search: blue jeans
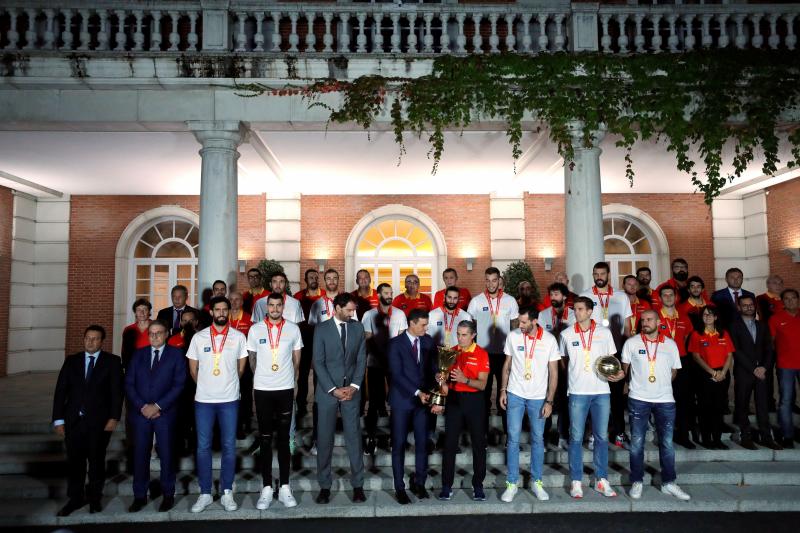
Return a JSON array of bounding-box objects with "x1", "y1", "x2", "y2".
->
[
  {"x1": 629, "y1": 398, "x2": 676, "y2": 484},
  {"x1": 506, "y1": 393, "x2": 546, "y2": 483},
  {"x1": 568, "y1": 394, "x2": 610, "y2": 482},
  {"x1": 195, "y1": 400, "x2": 238, "y2": 494},
  {"x1": 778, "y1": 369, "x2": 800, "y2": 439}
]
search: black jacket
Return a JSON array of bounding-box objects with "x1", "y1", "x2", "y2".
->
[
  {"x1": 52, "y1": 351, "x2": 124, "y2": 430},
  {"x1": 729, "y1": 316, "x2": 774, "y2": 377}
]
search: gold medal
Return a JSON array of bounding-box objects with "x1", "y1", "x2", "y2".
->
[
  {"x1": 213, "y1": 368, "x2": 220, "y2": 376},
  {"x1": 210, "y1": 326, "x2": 229, "y2": 378},
  {"x1": 648, "y1": 375, "x2": 656, "y2": 383},
  {"x1": 272, "y1": 363, "x2": 279, "y2": 371},
  {"x1": 524, "y1": 372, "x2": 532, "y2": 381},
  {"x1": 266, "y1": 320, "x2": 285, "y2": 376}
]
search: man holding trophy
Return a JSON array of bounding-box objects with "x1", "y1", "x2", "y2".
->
[{"x1": 386, "y1": 309, "x2": 438, "y2": 504}]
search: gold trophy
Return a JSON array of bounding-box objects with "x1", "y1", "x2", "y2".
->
[{"x1": 430, "y1": 345, "x2": 459, "y2": 406}]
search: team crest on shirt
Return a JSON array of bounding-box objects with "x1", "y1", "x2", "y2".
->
[
  {"x1": 639, "y1": 349, "x2": 646, "y2": 354},
  {"x1": 321, "y1": 310, "x2": 327, "y2": 315},
  {"x1": 203, "y1": 346, "x2": 211, "y2": 352},
  {"x1": 702, "y1": 341, "x2": 710, "y2": 347},
  {"x1": 259, "y1": 339, "x2": 267, "y2": 344},
  {"x1": 545, "y1": 324, "x2": 552, "y2": 330},
  {"x1": 437, "y1": 321, "x2": 443, "y2": 326},
  {"x1": 517, "y1": 346, "x2": 524, "y2": 351},
  {"x1": 483, "y1": 306, "x2": 489, "y2": 311},
  {"x1": 572, "y1": 341, "x2": 580, "y2": 346}
]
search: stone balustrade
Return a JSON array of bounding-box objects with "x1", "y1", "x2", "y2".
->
[{"x1": 0, "y1": 1, "x2": 797, "y2": 55}]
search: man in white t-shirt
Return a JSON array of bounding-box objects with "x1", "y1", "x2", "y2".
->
[
  {"x1": 559, "y1": 296, "x2": 625, "y2": 500},
  {"x1": 621, "y1": 309, "x2": 690, "y2": 501},
  {"x1": 468, "y1": 266, "x2": 519, "y2": 436},
  {"x1": 361, "y1": 282, "x2": 408, "y2": 453},
  {"x1": 580, "y1": 261, "x2": 633, "y2": 449},
  {"x1": 499, "y1": 306, "x2": 561, "y2": 503},
  {"x1": 186, "y1": 296, "x2": 249, "y2": 513},
  {"x1": 428, "y1": 286, "x2": 472, "y2": 348},
  {"x1": 253, "y1": 272, "x2": 305, "y2": 324},
  {"x1": 247, "y1": 293, "x2": 303, "y2": 510}
]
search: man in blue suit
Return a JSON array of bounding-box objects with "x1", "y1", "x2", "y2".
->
[
  {"x1": 125, "y1": 320, "x2": 186, "y2": 513},
  {"x1": 711, "y1": 267, "x2": 755, "y2": 328},
  {"x1": 387, "y1": 308, "x2": 438, "y2": 504}
]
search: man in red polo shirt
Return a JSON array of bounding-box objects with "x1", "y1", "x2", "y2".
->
[
  {"x1": 243, "y1": 268, "x2": 269, "y2": 315},
  {"x1": 678, "y1": 276, "x2": 711, "y2": 331},
  {"x1": 624, "y1": 275, "x2": 652, "y2": 335},
  {"x1": 352, "y1": 269, "x2": 379, "y2": 320},
  {"x1": 432, "y1": 268, "x2": 471, "y2": 311},
  {"x1": 770, "y1": 288, "x2": 800, "y2": 448},
  {"x1": 393, "y1": 274, "x2": 433, "y2": 317}
]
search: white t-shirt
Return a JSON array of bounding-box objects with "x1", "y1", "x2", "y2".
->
[
  {"x1": 247, "y1": 319, "x2": 303, "y2": 391},
  {"x1": 307, "y1": 295, "x2": 336, "y2": 326},
  {"x1": 622, "y1": 334, "x2": 682, "y2": 403},
  {"x1": 252, "y1": 294, "x2": 305, "y2": 324},
  {"x1": 186, "y1": 326, "x2": 249, "y2": 403},
  {"x1": 537, "y1": 305, "x2": 576, "y2": 336},
  {"x1": 428, "y1": 307, "x2": 473, "y2": 348},
  {"x1": 362, "y1": 307, "x2": 407, "y2": 339},
  {"x1": 504, "y1": 327, "x2": 561, "y2": 400},
  {"x1": 559, "y1": 321, "x2": 616, "y2": 395},
  {"x1": 580, "y1": 287, "x2": 632, "y2": 336},
  {"x1": 467, "y1": 291, "x2": 520, "y2": 354}
]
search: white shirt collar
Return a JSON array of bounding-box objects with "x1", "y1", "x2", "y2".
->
[{"x1": 406, "y1": 331, "x2": 418, "y2": 344}]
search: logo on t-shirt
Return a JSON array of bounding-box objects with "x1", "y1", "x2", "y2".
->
[
  {"x1": 545, "y1": 324, "x2": 552, "y2": 330},
  {"x1": 572, "y1": 341, "x2": 580, "y2": 347},
  {"x1": 702, "y1": 341, "x2": 710, "y2": 347},
  {"x1": 437, "y1": 321, "x2": 443, "y2": 326},
  {"x1": 639, "y1": 349, "x2": 646, "y2": 354},
  {"x1": 517, "y1": 345, "x2": 524, "y2": 351},
  {"x1": 321, "y1": 309, "x2": 327, "y2": 315},
  {"x1": 203, "y1": 346, "x2": 211, "y2": 352},
  {"x1": 259, "y1": 338, "x2": 266, "y2": 344},
  {"x1": 482, "y1": 306, "x2": 489, "y2": 311}
]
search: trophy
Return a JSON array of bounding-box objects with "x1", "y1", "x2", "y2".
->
[
  {"x1": 595, "y1": 355, "x2": 622, "y2": 379},
  {"x1": 430, "y1": 345, "x2": 459, "y2": 406}
]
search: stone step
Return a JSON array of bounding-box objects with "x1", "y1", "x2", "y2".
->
[
  {"x1": 3, "y1": 461, "x2": 799, "y2": 500},
  {"x1": 3, "y1": 484, "x2": 800, "y2": 527}
]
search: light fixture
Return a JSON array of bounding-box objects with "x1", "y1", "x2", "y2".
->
[
  {"x1": 465, "y1": 257, "x2": 475, "y2": 272},
  {"x1": 315, "y1": 258, "x2": 327, "y2": 271},
  {"x1": 544, "y1": 257, "x2": 554, "y2": 272},
  {"x1": 783, "y1": 248, "x2": 800, "y2": 263},
  {"x1": 238, "y1": 259, "x2": 247, "y2": 273}
]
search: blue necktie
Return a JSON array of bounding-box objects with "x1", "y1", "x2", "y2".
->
[
  {"x1": 151, "y1": 349, "x2": 160, "y2": 371},
  {"x1": 85, "y1": 355, "x2": 95, "y2": 381}
]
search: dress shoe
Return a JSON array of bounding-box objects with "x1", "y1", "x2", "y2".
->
[
  {"x1": 673, "y1": 437, "x2": 696, "y2": 450},
  {"x1": 57, "y1": 500, "x2": 84, "y2": 517},
  {"x1": 353, "y1": 487, "x2": 367, "y2": 502},
  {"x1": 159, "y1": 495, "x2": 175, "y2": 512},
  {"x1": 316, "y1": 489, "x2": 331, "y2": 504},
  {"x1": 761, "y1": 439, "x2": 783, "y2": 451},
  {"x1": 740, "y1": 438, "x2": 758, "y2": 450},
  {"x1": 89, "y1": 500, "x2": 102, "y2": 513},
  {"x1": 782, "y1": 438, "x2": 795, "y2": 449},
  {"x1": 715, "y1": 441, "x2": 729, "y2": 450},
  {"x1": 128, "y1": 498, "x2": 147, "y2": 513},
  {"x1": 395, "y1": 490, "x2": 411, "y2": 505},
  {"x1": 413, "y1": 485, "x2": 430, "y2": 499}
]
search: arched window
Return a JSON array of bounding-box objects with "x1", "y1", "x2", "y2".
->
[
  {"x1": 603, "y1": 215, "x2": 656, "y2": 289},
  {"x1": 131, "y1": 218, "x2": 199, "y2": 319},
  {"x1": 355, "y1": 217, "x2": 437, "y2": 297}
]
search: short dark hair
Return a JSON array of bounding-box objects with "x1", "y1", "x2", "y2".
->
[
  {"x1": 671, "y1": 258, "x2": 688, "y2": 268},
  {"x1": 457, "y1": 319, "x2": 477, "y2": 335},
  {"x1": 182, "y1": 308, "x2": 197, "y2": 320},
  {"x1": 573, "y1": 295, "x2": 595, "y2": 310},
  {"x1": 442, "y1": 268, "x2": 458, "y2": 277},
  {"x1": 485, "y1": 267, "x2": 501, "y2": 277},
  {"x1": 131, "y1": 298, "x2": 152, "y2": 313},
  {"x1": 271, "y1": 271, "x2": 288, "y2": 283},
  {"x1": 323, "y1": 268, "x2": 339, "y2": 277},
  {"x1": 267, "y1": 292, "x2": 284, "y2": 303},
  {"x1": 84, "y1": 324, "x2": 106, "y2": 340},
  {"x1": 212, "y1": 279, "x2": 227, "y2": 289},
  {"x1": 304, "y1": 268, "x2": 318, "y2": 281},
  {"x1": 623, "y1": 275, "x2": 638, "y2": 285},
  {"x1": 658, "y1": 285, "x2": 676, "y2": 298},
  {"x1": 376, "y1": 282, "x2": 391, "y2": 293},
  {"x1": 148, "y1": 320, "x2": 169, "y2": 333},
  {"x1": 781, "y1": 288, "x2": 799, "y2": 300},
  {"x1": 593, "y1": 262, "x2": 610, "y2": 273},
  {"x1": 445, "y1": 286, "x2": 461, "y2": 296},
  {"x1": 548, "y1": 282, "x2": 570, "y2": 298},
  {"x1": 738, "y1": 294, "x2": 756, "y2": 306},
  {"x1": 356, "y1": 269, "x2": 370, "y2": 279},
  {"x1": 209, "y1": 296, "x2": 231, "y2": 310},
  {"x1": 636, "y1": 266, "x2": 652, "y2": 276},
  {"x1": 518, "y1": 305, "x2": 539, "y2": 321},
  {"x1": 725, "y1": 267, "x2": 744, "y2": 277},
  {"x1": 171, "y1": 284, "x2": 188, "y2": 296},
  {"x1": 247, "y1": 268, "x2": 261, "y2": 276},
  {"x1": 333, "y1": 292, "x2": 354, "y2": 309},
  {"x1": 687, "y1": 275, "x2": 705, "y2": 289},
  {"x1": 408, "y1": 308, "x2": 429, "y2": 324}
]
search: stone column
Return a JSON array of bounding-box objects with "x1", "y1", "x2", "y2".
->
[
  {"x1": 189, "y1": 121, "x2": 247, "y2": 298},
  {"x1": 565, "y1": 121, "x2": 606, "y2": 293}
]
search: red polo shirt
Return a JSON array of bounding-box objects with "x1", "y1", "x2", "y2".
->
[
  {"x1": 449, "y1": 343, "x2": 490, "y2": 393},
  {"x1": 168, "y1": 331, "x2": 186, "y2": 349},
  {"x1": 657, "y1": 309, "x2": 692, "y2": 356},
  {"x1": 757, "y1": 293, "x2": 784, "y2": 322},
  {"x1": 123, "y1": 323, "x2": 151, "y2": 350},
  {"x1": 432, "y1": 287, "x2": 472, "y2": 312},
  {"x1": 393, "y1": 292, "x2": 433, "y2": 317},
  {"x1": 688, "y1": 330, "x2": 733, "y2": 369},
  {"x1": 628, "y1": 298, "x2": 652, "y2": 333},
  {"x1": 769, "y1": 310, "x2": 800, "y2": 370},
  {"x1": 229, "y1": 310, "x2": 253, "y2": 336}
]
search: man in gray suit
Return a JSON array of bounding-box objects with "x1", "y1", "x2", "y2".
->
[{"x1": 313, "y1": 292, "x2": 367, "y2": 504}]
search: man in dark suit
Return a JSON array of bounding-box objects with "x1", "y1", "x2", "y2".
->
[
  {"x1": 387, "y1": 309, "x2": 437, "y2": 504},
  {"x1": 125, "y1": 320, "x2": 187, "y2": 513},
  {"x1": 711, "y1": 267, "x2": 755, "y2": 328},
  {"x1": 156, "y1": 284, "x2": 202, "y2": 335},
  {"x1": 729, "y1": 294, "x2": 781, "y2": 450},
  {"x1": 312, "y1": 292, "x2": 367, "y2": 504},
  {"x1": 52, "y1": 325, "x2": 123, "y2": 516}
]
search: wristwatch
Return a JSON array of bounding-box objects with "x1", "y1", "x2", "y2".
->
[{"x1": 544, "y1": 400, "x2": 553, "y2": 405}]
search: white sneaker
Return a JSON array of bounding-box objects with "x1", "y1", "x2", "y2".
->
[
  {"x1": 256, "y1": 486, "x2": 273, "y2": 510},
  {"x1": 220, "y1": 489, "x2": 237, "y2": 511},
  {"x1": 630, "y1": 481, "x2": 643, "y2": 500},
  {"x1": 570, "y1": 480, "x2": 583, "y2": 499},
  {"x1": 662, "y1": 483, "x2": 691, "y2": 501},
  {"x1": 594, "y1": 478, "x2": 617, "y2": 497},
  {"x1": 558, "y1": 438, "x2": 569, "y2": 450},
  {"x1": 278, "y1": 484, "x2": 298, "y2": 507},
  {"x1": 588, "y1": 434, "x2": 595, "y2": 451},
  {"x1": 191, "y1": 493, "x2": 213, "y2": 513},
  {"x1": 531, "y1": 480, "x2": 549, "y2": 501},
  {"x1": 500, "y1": 482, "x2": 518, "y2": 503}
]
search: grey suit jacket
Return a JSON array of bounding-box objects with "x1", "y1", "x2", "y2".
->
[{"x1": 312, "y1": 318, "x2": 367, "y2": 402}]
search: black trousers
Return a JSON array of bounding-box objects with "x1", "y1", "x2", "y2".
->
[
  {"x1": 238, "y1": 364, "x2": 254, "y2": 433},
  {"x1": 734, "y1": 369, "x2": 772, "y2": 439},
  {"x1": 365, "y1": 366, "x2": 388, "y2": 438},
  {"x1": 609, "y1": 359, "x2": 627, "y2": 438},
  {"x1": 64, "y1": 418, "x2": 112, "y2": 503},
  {"x1": 485, "y1": 352, "x2": 507, "y2": 434},
  {"x1": 297, "y1": 337, "x2": 314, "y2": 415},
  {"x1": 673, "y1": 358, "x2": 697, "y2": 440},
  {"x1": 442, "y1": 390, "x2": 486, "y2": 489},
  {"x1": 254, "y1": 388, "x2": 294, "y2": 486},
  {"x1": 697, "y1": 367, "x2": 730, "y2": 443}
]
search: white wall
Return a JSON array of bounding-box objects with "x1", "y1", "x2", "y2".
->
[
  {"x1": 265, "y1": 193, "x2": 301, "y2": 291},
  {"x1": 490, "y1": 193, "x2": 526, "y2": 273},
  {"x1": 8, "y1": 193, "x2": 70, "y2": 373}
]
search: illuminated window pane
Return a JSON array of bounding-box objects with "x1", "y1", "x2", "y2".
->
[
  {"x1": 396, "y1": 219, "x2": 413, "y2": 239},
  {"x1": 416, "y1": 240, "x2": 435, "y2": 256},
  {"x1": 357, "y1": 239, "x2": 376, "y2": 256},
  {"x1": 378, "y1": 220, "x2": 395, "y2": 239},
  {"x1": 603, "y1": 219, "x2": 613, "y2": 237},
  {"x1": 633, "y1": 239, "x2": 651, "y2": 254},
  {"x1": 135, "y1": 279, "x2": 150, "y2": 294},
  {"x1": 175, "y1": 221, "x2": 192, "y2": 240},
  {"x1": 407, "y1": 227, "x2": 428, "y2": 246},
  {"x1": 604, "y1": 238, "x2": 630, "y2": 254},
  {"x1": 378, "y1": 239, "x2": 414, "y2": 257},
  {"x1": 362, "y1": 226, "x2": 382, "y2": 245},
  {"x1": 136, "y1": 265, "x2": 150, "y2": 278},
  {"x1": 177, "y1": 264, "x2": 193, "y2": 279},
  {"x1": 156, "y1": 241, "x2": 192, "y2": 258},
  {"x1": 377, "y1": 265, "x2": 392, "y2": 287},
  {"x1": 140, "y1": 227, "x2": 160, "y2": 247}
]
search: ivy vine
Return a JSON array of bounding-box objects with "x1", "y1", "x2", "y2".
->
[{"x1": 236, "y1": 49, "x2": 800, "y2": 204}]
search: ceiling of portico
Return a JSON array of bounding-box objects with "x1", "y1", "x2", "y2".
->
[{"x1": 0, "y1": 128, "x2": 796, "y2": 197}]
